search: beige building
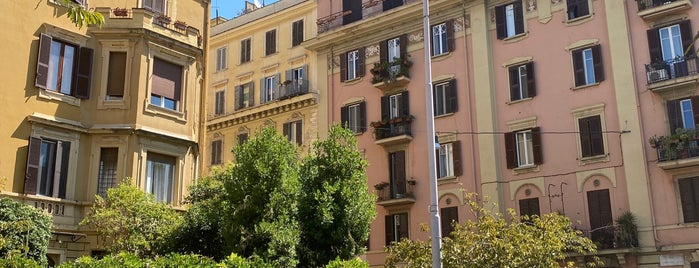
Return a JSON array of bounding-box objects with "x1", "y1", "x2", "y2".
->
[
  {"x1": 205, "y1": 0, "x2": 317, "y2": 172},
  {"x1": 0, "y1": 0, "x2": 208, "y2": 264}
]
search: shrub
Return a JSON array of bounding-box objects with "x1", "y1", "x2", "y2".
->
[{"x1": 0, "y1": 198, "x2": 52, "y2": 265}]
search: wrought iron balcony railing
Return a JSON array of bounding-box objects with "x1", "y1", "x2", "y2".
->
[
  {"x1": 637, "y1": 0, "x2": 686, "y2": 11},
  {"x1": 374, "y1": 180, "x2": 415, "y2": 202},
  {"x1": 372, "y1": 117, "x2": 413, "y2": 140},
  {"x1": 645, "y1": 55, "x2": 699, "y2": 84},
  {"x1": 581, "y1": 225, "x2": 638, "y2": 250}
]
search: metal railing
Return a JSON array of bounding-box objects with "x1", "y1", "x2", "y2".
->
[
  {"x1": 581, "y1": 225, "x2": 638, "y2": 250},
  {"x1": 260, "y1": 79, "x2": 309, "y2": 104},
  {"x1": 637, "y1": 0, "x2": 685, "y2": 11},
  {"x1": 375, "y1": 180, "x2": 415, "y2": 201},
  {"x1": 645, "y1": 55, "x2": 699, "y2": 84},
  {"x1": 656, "y1": 139, "x2": 699, "y2": 162},
  {"x1": 373, "y1": 119, "x2": 413, "y2": 140}
]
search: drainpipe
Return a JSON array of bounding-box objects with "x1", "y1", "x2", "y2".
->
[{"x1": 461, "y1": 0, "x2": 480, "y2": 199}]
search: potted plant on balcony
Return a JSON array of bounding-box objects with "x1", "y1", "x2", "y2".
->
[
  {"x1": 374, "y1": 182, "x2": 389, "y2": 190},
  {"x1": 370, "y1": 62, "x2": 391, "y2": 84},
  {"x1": 113, "y1": 7, "x2": 128, "y2": 17},
  {"x1": 174, "y1": 20, "x2": 187, "y2": 30},
  {"x1": 388, "y1": 115, "x2": 415, "y2": 124},
  {"x1": 615, "y1": 211, "x2": 638, "y2": 248},
  {"x1": 156, "y1": 14, "x2": 171, "y2": 25}
]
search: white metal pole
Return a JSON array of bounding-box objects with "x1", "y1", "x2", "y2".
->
[{"x1": 421, "y1": 0, "x2": 442, "y2": 267}]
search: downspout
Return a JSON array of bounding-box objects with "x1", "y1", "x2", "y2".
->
[{"x1": 462, "y1": 0, "x2": 480, "y2": 199}]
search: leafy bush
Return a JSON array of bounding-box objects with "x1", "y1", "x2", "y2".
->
[
  {"x1": 0, "y1": 253, "x2": 43, "y2": 268},
  {"x1": 325, "y1": 257, "x2": 369, "y2": 268},
  {"x1": 0, "y1": 198, "x2": 52, "y2": 265},
  {"x1": 57, "y1": 252, "x2": 270, "y2": 268}
]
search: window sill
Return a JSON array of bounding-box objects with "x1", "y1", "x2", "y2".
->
[
  {"x1": 431, "y1": 52, "x2": 452, "y2": 62},
  {"x1": 437, "y1": 176, "x2": 458, "y2": 185},
  {"x1": 513, "y1": 164, "x2": 539, "y2": 175},
  {"x1": 579, "y1": 154, "x2": 609, "y2": 166},
  {"x1": 571, "y1": 82, "x2": 600, "y2": 91},
  {"x1": 215, "y1": 68, "x2": 228, "y2": 73},
  {"x1": 145, "y1": 103, "x2": 186, "y2": 123},
  {"x1": 343, "y1": 77, "x2": 363, "y2": 85},
  {"x1": 352, "y1": 130, "x2": 365, "y2": 136},
  {"x1": 501, "y1": 32, "x2": 529, "y2": 44},
  {"x1": 435, "y1": 112, "x2": 455, "y2": 119},
  {"x1": 564, "y1": 14, "x2": 593, "y2": 26},
  {"x1": 38, "y1": 89, "x2": 80, "y2": 107},
  {"x1": 507, "y1": 97, "x2": 533, "y2": 105}
]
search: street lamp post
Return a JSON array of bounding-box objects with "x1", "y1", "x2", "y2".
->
[{"x1": 421, "y1": 0, "x2": 442, "y2": 267}]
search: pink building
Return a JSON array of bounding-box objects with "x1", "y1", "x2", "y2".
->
[{"x1": 306, "y1": 0, "x2": 698, "y2": 267}]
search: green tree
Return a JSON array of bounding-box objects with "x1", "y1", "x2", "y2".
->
[
  {"x1": 80, "y1": 180, "x2": 182, "y2": 257},
  {"x1": 298, "y1": 125, "x2": 376, "y2": 267},
  {"x1": 57, "y1": 0, "x2": 104, "y2": 28},
  {"x1": 385, "y1": 194, "x2": 601, "y2": 268},
  {"x1": 222, "y1": 127, "x2": 301, "y2": 267},
  {"x1": 0, "y1": 198, "x2": 52, "y2": 265}
]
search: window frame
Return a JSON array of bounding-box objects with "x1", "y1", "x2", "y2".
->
[
  {"x1": 235, "y1": 82, "x2": 255, "y2": 110},
  {"x1": 433, "y1": 79, "x2": 457, "y2": 116},
  {"x1": 35, "y1": 33, "x2": 93, "y2": 101},
  {"x1": 340, "y1": 48, "x2": 365, "y2": 82},
  {"x1": 216, "y1": 46, "x2": 227, "y2": 71},
  {"x1": 145, "y1": 152, "x2": 176, "y2": 204},
  {"x1": 566, "y1": 0, "x2": 590, "y2": 21},
  {"x1": 677, "y1": 176, "x2": 699, "y2": 223},
  {"x1": 149, "y1": 57, "x2": 184, "y2": 112},
  {"x1": 291, "y1": 19, "x2": 304, "y2": 47},
  {"x1": 578, "y1": 115, "x2": 605, "y2": 158},
  {"x1": 504, "y1": 127, "x2": 543, "y2": 169},
  {"x1": 385, "y1": 212, "x2": 409, "y2": 245},
  {"x1": 24, "y1": 132, "x2": 78, "y2": 200},
  {"x1": 211, "y1": 140, "x2": 222, "y2": 165},
  {"x1": 666, "y1": 96, "x2": 699, "y2": 134},
  {"x1": 261, "y1": 74, "x2": 279, "y2": 104},
  {"x1": 508, "y1": 62, "x2": 536, "y2": 101},
  {"x1": 214, "y1": 90, "x2": 225, "y2": 115},
  {"x1": 572, "y1": 44, "x2": 604, "y2": 88},
  {"x1": 240, "y1": 38, "x2": 251, "y2": 64},
  {"x1": 97, "y1": 147, "x2": 119, "y2": 198},
  {"x1": 265, "y1": 29, "x2": 277, "y2": 56},
  {"x1": 572, "y1": 104, "x2": 608, "y2": 164},
  {"x1": 283, "y1": 120, "x2": 303, "y2": 145},
  {"x1": 495, "y1": 1, "x2": 524, "y2": 40},
  {"x1": 142, "y1": 0, "x2": 167, "y2": 14},
  {"x1": 341, "y1": 101, "x2": 367, "y2": 134}
]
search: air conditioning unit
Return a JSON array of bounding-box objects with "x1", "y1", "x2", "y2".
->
[{"x1": 647, "y1": 69, "x2": 669, "y2": 82}]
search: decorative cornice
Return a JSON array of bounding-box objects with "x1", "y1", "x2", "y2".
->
[{"x1": 206, "y1": 94, "x2": 317, "y2": 131}]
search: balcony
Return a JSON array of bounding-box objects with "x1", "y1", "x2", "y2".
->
[
  {"x1": 645, "y1": 56, "x2": 699, "y2": 93},
  {"x1": 637, "y1": 0, "x2": 692, "y2": 21},
  {"x1": 650, "y1": 129, "x2": 699, "y2": 169},
  {"x1": 316, "y1": 0, "x2": 420, "y2": 34},
  {"x1": 94, "y1": 7, "x2": 201, "y2": 48},
  {"x1": 581, "y1": 225, "x2": 638, "y2": 251},
  {"x1": 260, "y1": 80, "x2": 310, "y2": 105},
  {"x1": 371, "y1": 58, "x2": 412, "y2": 91},
  {"x1": 374, "y1": 180, "x2": 416, "y2": 206},
  {"x1": 0, "y1": 192, "x2": 91, "y2": 228},
  {"x1": 371, "y1": 116, "x2": 414, "y2": 146}
]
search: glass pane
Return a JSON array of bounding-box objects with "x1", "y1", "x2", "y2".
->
[
  {"x1": 151, "y1": 95, "x2": 162, "y2": 106},
  {"x1": 583, "y1": 49, "x2": 595, "y2": 84},
  {"x1": 516, "y1": 131, "x2": 533, "y2": 166},
  {"x1": 505, "y1": 4, "x2": 515, "y2": 37},
  {"x1": 48, "y1": 41, "x2": 61, "y2": 91},
  {"x1": 681, "y1": 99, "x2": 695, "y2": 129},
  {"x1": 38, "y1": 140, "x2": 57, "y2": 196},
  {"x1": 164, "y1": 97, "x2": 176, "y2": 110},
  {"x1": 519, "y1": 65, "x2": 528, "y2": 97},
  {"x1": 388, "y1": 38, "x2": 400, "y2": 61},
  {"x1": 349, "y1": 105, "x2": 359, "y2": 132},
  {"x1": 389, "y1": 95, "x2": 399, "y2": 118},
  {"x1": 60, "y1": 45, "x2": 75, "y2": 95}
]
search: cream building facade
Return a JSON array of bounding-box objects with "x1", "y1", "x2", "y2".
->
[
  {"x1": 205, "y1": 0, "x2": 317, "y2": 172},
  {"x1": 0, "y1": 0, "x2": 208, "y2": 264}
]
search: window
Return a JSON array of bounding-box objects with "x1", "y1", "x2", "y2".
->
[
  {"x1": 431, "y1": 20, "x2": 454, "y2": 56},
  {"x1": 342, "y1": 0, "x2": 362, "y2": 25},
  {"x1": 142, "y1": 0, "x2": 166, "y2": 14},
  {"x1": 508, "y1": 62, "x2": 536, "y2": 101},
  {"x1": 578, "y1": 115, "x2": 604, "y2": 157},
  {"x1": 340, "y1": 48, "x2": 365, "y2": 82},
  {"x1": 24, "y1": 137, "x2": 70, "y2": 198},
  {"x1": 667, "y1": 97, "x2": 699, "y2": 134},
  {"x1": 35, "y1": 34, "x2": 93, "y2": 99},
  {"x1": 587, "y1": 189, "x2": 613, "y2": 247},
  {"x1": 434, "y1": 80, "x2": 457, "y2": 116},
  {"x1": 283, "y1": 120, "x2": 303, "y2": 145},
  {"x1": 383, "y1": 0, "x2": 403, "y2": 11},
  {"x1": 145, "y1": 153, "x2": 175, "y2": 203},
  {"x1": 214, "y1": 90, "x2": 225, "y2": 115},
  {"x1": 284, "y1": 65, "x2": 308, "y2": 96},
  {"x1": 237, "y1": 133, "x2": 248, "y2": 145},
  {"x1": 261, "y1": 74, "x2": 279, "y2": 103},
  {"x1": 341, "y1": 102, "x2": 367, "y2": 133},
  {"x1": 265, "y1": 29, "x2": 277, "y2": 56},
  {"x1": 495, "y1": 1, "x2": 524, "y2": 40},
  {"x1": 106, "y1": 52, "x2": 126, "y2": 100},
  {"x1": 519, "y1": 197, "x2": 540, "y2": 218},
  {"x1": 436, "y1": 142, "x2": 462, "y2": 178},
  {"x1": 240, "y1": 38, "x2": 251, "y2": 64},
  {"x1": 567, "y1": 0, "x2": 590, "y2": 20},
  {"x1": 97, "y1": 148, "x2": 118, "y2": 198},
  {"x1": 572, "y1": 44, "x2": 604, "y2": 87},
  {"x1": 292, "y1": 20, "x2": 304, "y2": 47},
  {"x1": 151, "y1": 58, "x2": 182, "y2": 111},
  {"x1": 234, "y1": 82, "x2": 254, "y2": 110},
  {"x1": 647, "y1": 21, "x2": 694, "y2": 80},
  {"x1": 211, "y1": 140, "x2": 222, "y2": 165},
  {"x1": 389, "y1": 151, "x2": 407, "y2": 199},
  {"x1": 504, "y1": 127, "x2": 542, "y2": 169},
  {"x1": 216, "y1": 46, "x2": 227, "y2": 71},
  {"x1": 385, "y1": 213, "x2": 408, "y2": 245},
  {"x1": 380, "y1": 35, "x2": 407, "y2": 75},
  {"x1": 381, "y1": 91, "x2": 410, "y2": 120},
  {"x1": 679, "y1": 177, "x2": 699, "y2": 223},
  {"x1": 440, "y1": 207, "x2": 458, "y2": 238}
]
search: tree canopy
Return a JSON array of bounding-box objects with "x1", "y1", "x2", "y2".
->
[{"x1": 0, "y1": 198, "x2": 52, "y2": 265}]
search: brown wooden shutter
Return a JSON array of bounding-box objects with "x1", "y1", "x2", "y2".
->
[
  {"x1": 107, "y1": 52, "x2": 127, "y2": 97},
  {"x1": 379, "y1": 40, "x2": 388, "y2": 64},
  {"x1": 572, "y1": 49, "x2": 585, "y2": 87},
  {"x1": 259, "y1": 78, "x2": 265, "y2": 104},
  {"x1": 587, "y1": 189, "x2": 613, "y2": 230},
  {"x1": 446, "y1": 19, "x2": 455, "y2": 52},
  {"x1": 440, "y1": 206, "x2": 458, "y2": 238},
  {"x1": 691, "y1": 97, "x2": 699, "y2": 127},
  {"x1": 592, "y1": 45, "x2": 604, "y2": 82},
  {"x1": 452, "y1": 141, "x2": 462, "y2": 176},
  {"x1": 400, "y1": 91, "x2": 410, "y2": 116},
  {"x1": 504, "y1": 132, "x2": 516, "y2": 169},
  {"x1": 667, "y1": 99, "x2": 683, "y2": 134},
  {"x1": 532, "y1": 127, "x2": 543, "y2": 165},
  {"x1": 283, "y1": 122, "x2": 291, "y2": 141},
  {"x1": 526, "y1": 62, "x2": 536, "y2": 98},
  {"x1": 495, "y1": 5, "x2": 506, "y2": 40},
  {"x1": 295, "y1": 121, "x2": 303, "y2": 145},
  {"x1": 589, "y1": 116, "x2": 604, "y2": 156},
  {"x1": 519, "y1": 198, "x2": 540, "y2": 217},
  {"x1": 513, "y1": 1, "x2": 524, "y2": 35},
  {"x1": 509, "y1": 66, "x2": 520, "y2": 101},
  {"x1": 57, "y1": 141, "x2": 70, "y2": 199},
  {"x1": 292, "y1": 20, "x2": 304, "y2": 47},
  {"x1": 679, "y1": 20, "x2": 694, "y2": 56},
  {"x1": 647, "y1": 27, "x2": 662, "y2": 61},
  {"x1": 399, "y1": 34, "x2": 408, "y2": 60},
  {"x1": 397, "y1": 213, "x2": 409, "y2": 240},
  {"x1": 24, "y1": 137, "x2": 42, "y2": 195},
  {"x1": 385, "y1": 215, "x2": 394, "y2": 245},
  {"x1": 392, "y1": 151, "x2": 406, "y2": 196},
  {"x1": 341, "y1": 106, "x2": 349, "y2": 128},
  {"x1": 340, "y1": 51, "x2": 348, "y2": 82},
  {"x1": 579, "y1": 117, "x2": 592, "y2": 157},
  {"x1": 35, "y1": 34, "x2": 52, "y2": 89},
  {"x1": 152, "y1": 58, "x2": 182, "y2": 100},
  {"x1": 357, "y1": 47, "x2": 366, "y2": 77},
  {"x1": 446, "y1": 79, "x2": 458, "y2": 113},
  {"x1": 234, "y1": 86, "x2": 242, "y2": 110},
  {"x1": 679, "y1": 178, "x2": 698, "y2": 223},
  {"x1": 381, "y1": 95, "x2": 389, "y2": 120},
  {"x1": 74, "y1": 46, "x2": 93, "y2": 99},
  {"x1": 247, "y1": 82, "x2": 255, "y2": 106}
]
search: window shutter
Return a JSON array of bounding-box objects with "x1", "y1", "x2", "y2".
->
[
  {"x1": 578, "y1": 0, "x2": 590, "y2": 18},
  {"x1": 679, "y1": 178, "x2": 698, "y2": 223},
  {"x1": 446, "y1": 19, "x2": 455, "y2": 52},
  {"x1": 154, "y1": 0, "x2": 165, "y2": 13},
  {"x1": 504, "y1": 132, "x2": 517, "y2": 169},
  {"x1": 274, "y1": 73, "x2": 281, "y2": 98},
  {"x1": 566, "y1": 0, "x2": 577, "y2": 19},
  {"x1": 285, "y1": 69, "x2": 292, "y2": 82},
  {"x1": 35, "y1": 34, "x2": 52, "y2": 89},
  {"x1": 592, "y1": 45, "x2": 604, "y2": 82},
  {"x1": 646, "y1": 28, "x2": 662, "y2": 61},
  {"x1": 379, "y1": 40, "x2": 388, "y2": 63},
  {"x1": 519, "y1": 198, "x2": 531, "y2": 217},
  {"x1": 248, "y1": 82, "x2": 255, "y2": 106},
  {"x1": 393, "y1": 151, "x2": 406, "y2": 195},
  {"x1": 283, "y1": 122, "x2": 291, "y2": 141},
  {"x1": 398, "y1": 213, "x2": 409, "y2": 240},
  {"x1": 341, "y1": 106, "x2": 349, "y2": 128},
  {"x1": 589, "y1": 116, "x2": 604, "y2": 156},
  {"x1": 292, "y1": 20, "x2": 304, "y2": 46},
  {"x1": 357, "y1": 47, "x2": 366, "y2": 77},
  {"x1": 234, "y1": 86, "x2": 242, "y2": 110},
  {"x1": 452, "y1": 141, "x2": 462, "y2": 176},
  {"x1": 447, "y1": 79, "x2": 458, "y2": 113},
  {"x1": 399, "y1": 34, "x2": 408, "y2": 60},
  {"x1": 435, "y1": 147, "x2": 441, "y2": 176},
  {"x1": 74, "y1": 46, "x2": 93, "y2": 99},
  {"x1": 340, "y1": 51, "x2": 348, "y2": 82},
  {"x1": 495, "y1": 5, "x2": 506, "y2": 40},
  {"x1": 691, "y1": 97, "x2": 699, "y2": 127},
  {"x1": 526, "y1": 62, "x2": 536, "y2": 98},
  {"x1": 509, "y1": 66, "x2": 520, "y2": 101},
  {"x1": 56, "y1": 141, "x2": 70, "y2": 199},
  {"x1": 143, "y1": 0, "x2": 153, "y2": 10},
  {"x1": 24, "y1": 137, "x2": 41, "y2": 195},
  {"x1": 381, "y1": 95, "x2": 389, "y2": 120},
  {"x1": 532, "y1": 127, "x2": 543, "y2": 165},
  {"x1": 359, "y1": 101, "x2": 367, "y2": 133},
  {"x1": 385, "y1": 215, "x2": 394, "y2": 245},
  {"x1": 513, "y1": 1, "x2": 524, "y2": 35},
  {"x1": 579, "y1": 117, "x2": 592, "y2": 157},
  {"x1": 667, "y1": 99, "x2": 683, "y2": 134},
  {"x1": 400, "y1": 91, "x2": 410, "y2": 116},
  {"x1": 259, "y1": 78, "x2": 265, "y2": 103},
  {"x1": 679, "y1": 20, "x2": 694, "y2": 56},
  {"x1": 296, "y1": 121, "x2": 303, "y2": 145},
  {"x1": 572, "y1": 50, "x2": 585, "y2": 87},
  {"x1": 440, "y1": 207, "x2": 458, "y2": 238},
  {"x1": 107, "y1": 52, "x2": 127, "y2": 97},
  {"x1": 152, "y1": 58, "x2": 182, "y2": 100}
]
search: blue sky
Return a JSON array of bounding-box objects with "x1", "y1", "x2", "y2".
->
[{"x1": 211, "y1": 0, "x2": 281, "y2": 19}]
